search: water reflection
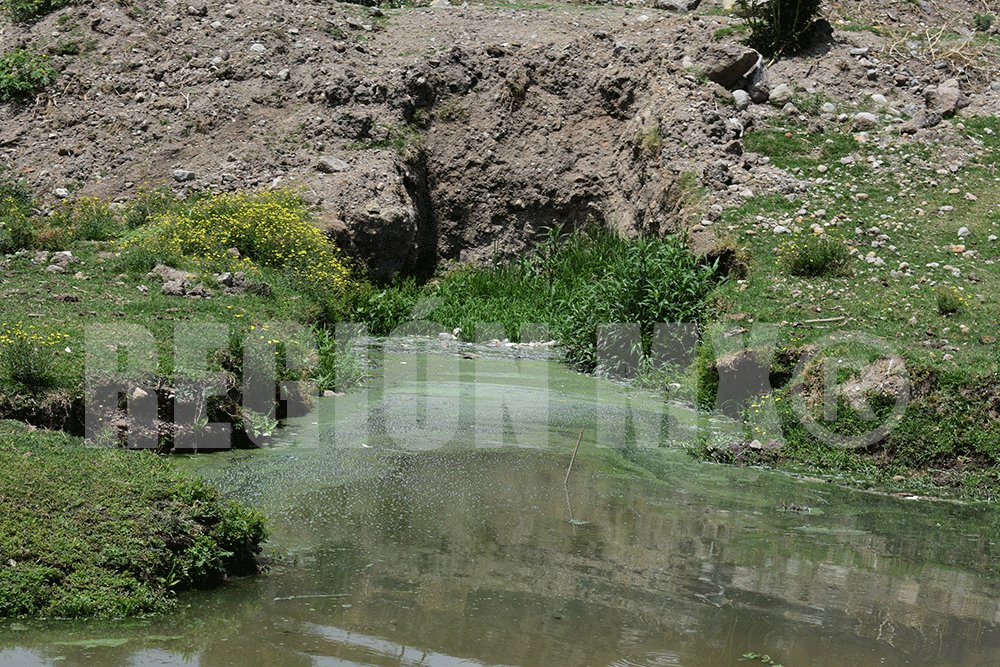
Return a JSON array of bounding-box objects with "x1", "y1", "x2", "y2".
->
[{"x1": 2, "y1": 355, "x2": 999, "y2": 666}]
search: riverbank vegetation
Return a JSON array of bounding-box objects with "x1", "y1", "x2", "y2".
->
[{"x1": 0, "y1": 421, "x2": 266, "y2": 618}]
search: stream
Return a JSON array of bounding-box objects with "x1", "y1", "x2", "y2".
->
[{"x1": 1, "y1": 348, "x2": 999, "y2": 666}]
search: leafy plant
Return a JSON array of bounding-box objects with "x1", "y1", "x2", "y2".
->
[
  {"x1": 737, "y1": 0, "x2": 823, "y2": 58},
  {"x1": 0, "y1": 49, "x2": 57, "y2": 102},
  {"x1": 1, "y1": 0, "x2": 70, "y2": 23}
]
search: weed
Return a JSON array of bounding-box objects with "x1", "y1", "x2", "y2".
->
[
  {"x1": 737, "y1": 0, "x2": 823, "y2": 58},
  {"x1": 635, "y1": 125, "x2": 663, "y2": 157},
  {"x1": 780, "y1": 233, "x2": 852, "y2": 277},
  {"x1": 0, "y1": 49, "x2": 57, "y2": 102},
  {"x1": 935, "y1": 285, "x2": 965, "y2": 316},
  {"x1": 0, "y1": 337, "x2": 58, "y2": 391},
  {"x1": 435, "y1": 97, "x2": 469, "y2": 122},
  {"x1": 0, "y1": 0, "x2": 69, "y2": 22},
  {"x1": 973, "y1": 13, "x2": 994, "y2": 32}
]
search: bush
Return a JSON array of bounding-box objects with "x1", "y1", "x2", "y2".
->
[
  {"x1": 780, "y1": 233, "x2": 851, "y2": 277},
  {"x1": 1, "y1": 0, "x2": 70, "y2": 23},
  {"x1": 974, "y1": 13, "x2": 994, "y2": 32},
  {"x1": 49, "y1": 197, "x2": 124, "y2": 241},
  {"x1": 935, "y1": 285, "x2": 965, "y2": 316},
  {"x1": 738, "y1": 0, "x2": 823, "y2": 58},
  {"x1": 0, "y1": 49, "x2": 57, "y2": 102},
  {"x1": 119, "y1": 190, "x2": 352, "y2": 291}
]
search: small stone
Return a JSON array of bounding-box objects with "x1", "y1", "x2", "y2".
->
[
  {"x1": 817, "y1": 164, "x2": 828, "y2": 173},
  {"x1": 773, "y1": 225, "x2": 791, "y2": 234},
  {"x1": 277, "y1": 69, "x2": 290, "y2": 81},
  {"x1": 732, "y1": 89, "x2": 750, "y2": 111},
  {"x1": 131, "y1": 387, "x2": 149, "y2": 400},
  {"x1": 250, "y1": 43, "x2": 267, "y2": 53},
  {"x1": 317, "y1": 156, "x2": 351, "y2": 173},
  {"x1": 850, "y1": 47, "x2": 870, "y2": 56},
  {"x1": 957, "y1": 226, "x2": 970, "y2": 238},
  {"x1": 172, "y1": 169, "x2": 195, "y2": 182},
  {"x1": 769, "y1": 83, "x2": 793, "y2": 106},
  {"x1": 820, "y1": 102, "x2": 836, "y2": 114},
  {"x1": 988, "y1": 235, "x2": 998, "y2": 242},
  {"x1": 852, "y1": 112, "x2": 879, "y2": 130},
  {"x1": 162, "y1": 280, "x2": 187, "y2": 296},
  {"x1": 53, "y1": 187, "x2": 70, "y2": 199},
  {"x1": 870, "y1": 93, "x2": 888, "y2": 106}
]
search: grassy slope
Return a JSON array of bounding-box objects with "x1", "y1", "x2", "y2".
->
[
  {"x1": 703, "y1": 113, "x2": 999, "y2": 499},
  {"x1": 0, "y1": 421, "x2": 266, "y2": 618}
]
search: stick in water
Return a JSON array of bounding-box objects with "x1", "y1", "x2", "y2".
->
[{"x1": 564, "y1": 429, "x2": 585, "y2": 485}]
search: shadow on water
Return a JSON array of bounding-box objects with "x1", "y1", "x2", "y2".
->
[{"x1": 2, "y1": 353, "x2": 1000, "y2": 666}]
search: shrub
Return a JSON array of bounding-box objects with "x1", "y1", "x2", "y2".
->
[
  {"x1": 935, "y1": 285, "x2": 965, "y2": 316},
  {"x1": 0, "y1": 49, "x2": 57, "y2": 102},
  {"x1": 119, "y1": 190, "x2": 352, "y2": 291},
  {"x1": 974, "y1": 13, "x2": 994, "y2": 32},
  {"x1": 781, "y1": 233, "x2": 851, "y2": 277},
  {"x1": 0, "y1": 177, "x2": 37, "y2": 253},
  {"x1": 738, "y1": 0, "x2": 823, "y2": 58},
  {"x1": 49, "y1": 197, "x2": 124, "y2": 241},
  {"x1": 1, "y1": 0, "x2": 70, "y2": 23}
]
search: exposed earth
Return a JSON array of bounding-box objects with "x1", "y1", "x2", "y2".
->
[{"x1": 3, "y1": 0, "x2": 998, "y2": 278}]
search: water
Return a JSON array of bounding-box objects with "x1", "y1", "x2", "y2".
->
[{"x1": 2, "y1": 352, "x2": 999, "y2": 666}]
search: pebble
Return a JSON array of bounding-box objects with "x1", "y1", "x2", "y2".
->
[
  {"x1": 957, "y1": 226, "x2": 970, "y2": 238},
  {"x1": 250, "y1": 43, "x2": 266, "y2": 53},
  {"x1": 989, "y1": 235, "x2": 998, "y2": 242},
  {"x1": 172, "y1": 169, "x2": 195, "y2": 182},
  {"x1": 53, "y1": 187, "x2": 70, "y2": 199},
  {"x1": 732, "y1": 89, "x2": 750, "y2": 111},
  {"x1": 820, "y1": 102, "x2": 836, "y2": 114},
  {"x1": 852, "y1": 112, "x2": 879, "y2": 130},
  {"x1": 773, "y1": 225, "x2": 791, "y2": 234}
]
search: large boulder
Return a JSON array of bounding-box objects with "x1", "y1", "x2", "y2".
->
[
  {"x1": 924, "y1": 79, "x2": 970, "y2": 118},
  {"x1": 697, "y1": 43, "x2": 761, "y2": 89}
]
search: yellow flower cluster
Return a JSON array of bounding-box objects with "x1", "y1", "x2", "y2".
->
[
  {"x1": 124, "y1": 191, "x2": 351, "y2": 290},
  {"x1": 0, "y1": 322, "x2": 70, "y2": 348}
]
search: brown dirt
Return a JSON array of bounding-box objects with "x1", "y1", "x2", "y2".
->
[{"x1": 1, "y1": 0, "x2": 997, "y2": 278}]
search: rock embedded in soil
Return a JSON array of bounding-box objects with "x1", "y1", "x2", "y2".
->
[{"x1": 698, "y1": 43, "x2": 761, "y2": 89}]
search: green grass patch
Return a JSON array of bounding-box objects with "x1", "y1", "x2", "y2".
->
[
  {"x1": 1, "y1": 0, "x2": 69, "y2": 22},
  {"x1": 0, "y1": 421, "x2": 267, "y2": 618}
]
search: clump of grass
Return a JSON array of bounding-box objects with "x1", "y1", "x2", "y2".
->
[
  {"x1": 352, "y1": 227, "x2": 720, "y2": 372},
  {"x1": 0, "y1": 49, "x2": 57, "y2": 102},
  {"x1": 0, "y1": 173, "x2": 37, "y2": 254},
  {"x1": 635, "y1": 125, "x2": 663, "y2": 157},
  {"x1": 0, "y1": 420, "x2": 267, "y2": 618},
  {"x1": 737, "y1": 0, "x2": 823, "y2": 58},
  {"x1": 974, "y1": 13, "x2": 994, "y2": 33},
  {"x1": 49, "y1": 197, "x2": 124, "y2": 241},
  {"x1": 780, "y1": 233, "x2": 852, "y2": 277},
  {"x1": 935, "y1": 285, "x2": 965, "y2": 316},
  {"x1": 0, "y1": 0, "x2": 69, "y2": 22},
  {"x1": 0, "y1": 322, "x2": 68, "y2": 392}
]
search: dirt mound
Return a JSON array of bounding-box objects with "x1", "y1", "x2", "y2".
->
[{"x1": 1, "y1": 1, "x2": 997, "y2": 278}]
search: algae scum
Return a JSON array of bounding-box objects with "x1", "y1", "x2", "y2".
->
[{"x1": 3, "y1": 353, "x2": 1000, "y2": 666}]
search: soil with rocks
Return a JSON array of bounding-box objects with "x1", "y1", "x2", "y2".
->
[{"x1": 2, "y1": 0, "x2": 998, "y2": 279}]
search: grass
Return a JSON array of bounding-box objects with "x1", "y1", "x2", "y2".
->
[
  {"x1": 0, "y1": 421, "x2": 266, "y2": 618},
  {"x1": 350, "y1": 227, "x2": 720, "y2": 372},
  {"x1": 696, "y1": 114, "x2": 1000, "y2": 499}
]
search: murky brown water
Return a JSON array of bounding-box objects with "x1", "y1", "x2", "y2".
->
[{"x1": 2, "y1": 354, "x2": 998, "y2": 666}]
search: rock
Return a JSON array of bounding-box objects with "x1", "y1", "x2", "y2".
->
[
  {"x1": 45, "y1": 264, "x2": 65, "y2": 274},
  {"x1": 697, "y1": 43, "x2": 761, "y2": 89},
  {"x1": 654, "y1": 0, "x2": 702, "y2": 10},
  {"x1": 773, "y1": 225, "x2": 791, "y2": 234},
  {"x1": 782, "y1": 102, "x2": 797, "y2": 114},
  {"x1": 249, "y1": 43, "x2": 267, "y2": 53},
  {"x1": 957, "y1": 226, "x2": 970, "y2": 238},
  {"x1": 172, "y1": 169, "x2": 195, "y2": 182},
  {"x1": 53, "y1": 187, "x2": 70, "y2": 199},
  {"x1": 131, "y1": 387, "x2": 149, "y2": 400},
  {"x1": 317, "y1": 156, "x2": 352, "y2": 173},
  {"x1": 148, "y1": 264, "x2": 194, "y2": 283},
  {"x1": 988, "y1": 235, "x2": 998, "y2": 242},
  {"x1": 768, "y1": 83, "x2": 793, "y2": 106},
  {"x1": 732, "y1": 89, "x2": 750, "y2": 111},
  {"x1": 870, "y1": 93, "x2": 888, "y2": 106},
  {"x1": 186, "y1": 4, "x2": 207, "y2": 16},
  {"x1": 746, "y1": 63, "x2": 769, "y2": 103},
  {"x1": 924, "y1": 79, "x2": 969, "y2": 118},
  {"x1": 899, "y1": 109, "x2": 942, "y2": 133},
  {"x1": 820, "y1": 102, "x2": 836, "y2": 114},
  {"x1": 162, "y1": 280, "x2": 187, "y2": 296},
  {"x1": 850, "y1": 47, "x2": 869, "y2": 56},
  {"x1": 852, "y1": 112, "x2": 879, "y2": 130},
  {"x1": 52, "y1": 293, "x2": 80, "y2": 302},
  {"x1": 277, "y1": 69, "x2": 290, "y2": 81}
]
